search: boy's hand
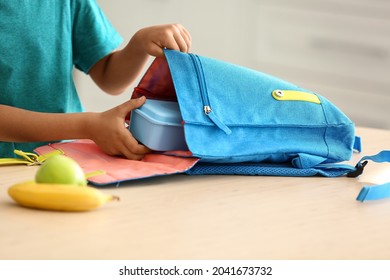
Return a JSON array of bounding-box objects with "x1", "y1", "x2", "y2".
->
[
  {"x1": 131, "y1": 24, "x2": 192, "y2": 57},
  {"x1": 89, "y1": 23, "x2": 192, "y2": 95},
  {"x1": 89, "y1": 97, "x2": 151, "y2": 160}
]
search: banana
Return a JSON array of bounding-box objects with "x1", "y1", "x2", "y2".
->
[{"x1": 8, "y1": 182, "x2": 119, "y2": 212}]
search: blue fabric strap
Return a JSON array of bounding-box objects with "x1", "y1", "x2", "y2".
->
[
  {"x1": 360, "y1": 150, "x2": 390, "y2": 163},
  {"x1": 355, "y1": 150, "x2": 390, "y2": 202},
  {"x1": 354, "y1": 136, "x2": 362, "y2": 152},
  {"x1": 187, "y1": 150, "x2": 390, "y2": 202},
  {"x1": 357, "y1": 182, "x2": 390, "y2": 202}
]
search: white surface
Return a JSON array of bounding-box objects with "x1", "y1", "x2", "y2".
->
[{"x1": 1, "y1": 127, "x2": 390, "y2": 260}]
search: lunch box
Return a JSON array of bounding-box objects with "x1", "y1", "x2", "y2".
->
[{"x1": 129, "y1": 99, "x2": 188, "y2": 151}]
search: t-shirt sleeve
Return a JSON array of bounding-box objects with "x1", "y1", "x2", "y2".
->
[{"x1": 72, "y1": 0, "x2": 123, "y2": 73}]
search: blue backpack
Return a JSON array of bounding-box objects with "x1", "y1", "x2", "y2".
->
[
  {"x1": 131, "y1": 50, "x2": 390, "y2": 202},
  {"x1": 5, "y1": 50, "x2": 388, "y2": 201}
]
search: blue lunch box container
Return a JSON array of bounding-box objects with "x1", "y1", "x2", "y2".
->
[{"x1": 129, "y1": 99, "x2": 188, "y2": 151}]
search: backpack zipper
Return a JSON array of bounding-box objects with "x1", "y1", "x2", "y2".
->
[{"x1": 189, "y1": 54, "x2": 232, "y2": 135}]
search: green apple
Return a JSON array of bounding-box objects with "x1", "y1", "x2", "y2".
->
[{"x1": 35, "y1": 155, "x2": 87, "y2": 186}]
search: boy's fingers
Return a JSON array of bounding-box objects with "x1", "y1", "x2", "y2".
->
[
  {"x1": 177, "y1": 25, "x2": 192, "y2": 52},
  {"x1": 118, "y1": 97, "x2": 146, "y2": 114},
  {"x1": 173, "y1": 32, "x2": 189, "y2": 53},
  {"x1": 171, "y1": 24, "x2": 191, "y2": 53},
  {"x1": 121, "y1": 135, "x2": 151, "y2": 160}
]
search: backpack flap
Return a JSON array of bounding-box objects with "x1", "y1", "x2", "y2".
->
[
  {"x1": 162, "y1": 50, "x2": 355, "y2": 165},
  {"x1": 132, "y1": 55, "x2": 177, "y2": 102}
]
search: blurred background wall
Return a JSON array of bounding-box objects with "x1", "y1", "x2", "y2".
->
[{"x1": 75, "y1": 0, "x2": 390, "y2": 129}]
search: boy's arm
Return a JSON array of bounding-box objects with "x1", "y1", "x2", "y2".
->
[
  {"x1": 0, "y1": 97, "x2": 150, "y2": 160},
  {"x1": 88, "y1": 24, "x2": 192, "y2": 95}
]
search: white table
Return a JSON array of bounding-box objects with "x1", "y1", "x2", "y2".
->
[{"x1": 1, "y1": 127, "x2": 390, "y2": 260}]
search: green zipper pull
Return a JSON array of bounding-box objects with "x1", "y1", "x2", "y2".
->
[{"x1": 13, "y1": 150, "x2": 38, "y2": 164}]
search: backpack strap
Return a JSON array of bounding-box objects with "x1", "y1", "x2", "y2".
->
[
  {"x1": 187, "y1": 150, "x2": 390, "y2": 202},
  {"x1": 353, "y1": 151, "x2": 390, "y2": 202},
  {"x1": 353, "y1": 136, "x2": 362, "y2": 152},
  {"x1": 322, "y1": 150, "x2": 390, "y2": 202}
]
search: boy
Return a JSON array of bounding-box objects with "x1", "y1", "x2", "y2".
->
[{"x1": 0, "y1": 0, "x2": 191, "y2": 160}]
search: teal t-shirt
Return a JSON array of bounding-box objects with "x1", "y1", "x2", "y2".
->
[{"x1": 0, "y1": 0, "x2": 123, "y2": 157}]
